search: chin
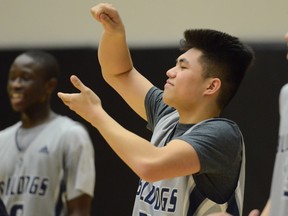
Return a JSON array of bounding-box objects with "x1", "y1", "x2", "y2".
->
[
  {"x1": 163, "y1": 96, "x2": 172, "y2": 107},
  {"x1": 11, "y1": 105, "x2": 25, "y2": 113}
]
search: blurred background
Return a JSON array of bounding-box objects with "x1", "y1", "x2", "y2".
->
[
  {"x1": 0, "y1": 0, "x2": 287, "y2": 48},
  {"x1": 1, "y1": 0, "x2": 288, "y2": 215}
]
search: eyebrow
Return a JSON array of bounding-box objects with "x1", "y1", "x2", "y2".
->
[{"x1": 176, "y1": 58, "x2": 189, "y2": 64}]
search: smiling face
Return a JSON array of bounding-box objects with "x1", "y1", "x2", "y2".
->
[
  {"x1": 163, "y1": 48, "x2": 211, "y2": 111},
  {"x1": 7, "y1": 54, "x2": 50, "y2": 113}
]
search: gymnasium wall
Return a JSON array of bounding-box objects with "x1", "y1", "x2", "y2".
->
[
  {"x1": 0, "y1": 0, "x2": 288, "y2": 48},
  {"x1": 0, "y1": 43, "x2": 287, "y2": 215}
]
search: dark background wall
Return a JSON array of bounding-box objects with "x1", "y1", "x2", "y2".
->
[{"x1": 0, "y1": 43, "x2": 287, "y2": 215}]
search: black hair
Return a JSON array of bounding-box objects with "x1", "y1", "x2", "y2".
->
[
  {"x1": 180, "y1": 29, "x2": 254, "y2": 109},
  {"x1": 23, "y1": 50, "x2": 60, "y2": 81}
]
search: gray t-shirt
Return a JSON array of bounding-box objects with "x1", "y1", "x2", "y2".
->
[{"x1": 132, "y1": 87, "x2": 244, "y2": 216}]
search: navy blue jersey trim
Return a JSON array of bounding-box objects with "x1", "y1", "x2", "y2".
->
[
  {"x1": 226, "y1": 194, "x2": 240, "y2": 216},
  {"x1": 187, "y1": 187, "x2": 206, "y2": 215},
  {"x1": 0, "y1": 199, "x2": 8, "y2": 216},
  {"x1": 55, "y1": 180, "x2": 66, "y2": 216}
]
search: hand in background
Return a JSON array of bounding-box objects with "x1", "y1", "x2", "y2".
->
[{"x1": 207, "y1": 209, "x2": 260, "y2": 216}]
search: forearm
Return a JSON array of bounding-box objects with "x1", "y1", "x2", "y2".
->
[
  {"x1": 88, "y1": 107, "x2": 158, "y2": 180},
  {"x1": 98, "y1": 30, "x2": 133, "y2": 77},
  {"x1": 91, "y1": 3, "x2": 134, "y2": 80}
]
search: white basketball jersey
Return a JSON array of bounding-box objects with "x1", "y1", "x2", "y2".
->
[
  {"x1": 0, "y1": 115, "x2": 95, "y2": 216},
  {"x1": 269, "y1": 84, "x2": 288, "y2": 215}
]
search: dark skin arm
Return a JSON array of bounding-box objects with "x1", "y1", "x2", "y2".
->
[{"x1": 67, "y1": 194, "x2": 93, "y2": 216}]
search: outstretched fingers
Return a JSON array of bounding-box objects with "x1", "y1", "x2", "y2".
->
[
  {"x1": 57, "y1": 75, "x2": 84, "y2": 107},
  {"x1": 70, "y1": 75, "x2": 87, "y2": 92}
]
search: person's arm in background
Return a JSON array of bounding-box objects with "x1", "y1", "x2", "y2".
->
[
  {"x1": 67, "y1": 195, "x2": 92, "y2": 216},
  {"x1": 64, "y1": 122, "x2": 95, "y2": 216},
  {"x1": 259, "y1": 199, "x2": 270, "y2": 216},
  {"x1": 206, "y1": 209, "x2": 260, "y2": 216},
  {"x1": 206, "y1": 200, "x2": 270, "y2": 216}
]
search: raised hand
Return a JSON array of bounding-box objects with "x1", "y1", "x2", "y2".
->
[
  {"x1": 90, "y1": 3, "x2": 124, "y2": 34},
  {"x1": 57, "y1": 75, "x2": 102, "y2": 123}
]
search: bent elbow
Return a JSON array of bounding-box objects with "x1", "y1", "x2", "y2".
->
[{"x1": 135, "y1": 161, "x2": 162, "y2": 183}]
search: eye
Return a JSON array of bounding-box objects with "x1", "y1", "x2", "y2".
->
[
  {"x1": 177, "y1": 61, "x2": 188, "y2": 70},
  {"x1": 8, "y1": 73, "x2": 33, "y2": 83},
  {"x1": 178, "y1": 63, "x2": 188, "y2": 70},
  {"x1": 8, "y1": 74, "x2": 16, "y2": 81},
  {"x1": 21, "y1": 74, "x2": 32, "y2": 81}
]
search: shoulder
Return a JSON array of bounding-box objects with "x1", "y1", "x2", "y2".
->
[
  {"x1": 145, "y1": 86, "x2": 165, "y2": 113},
  {"x1": 145, "y1": 87, "x2": 176, "y2": 129},
  {"x1": 194, "y1": 118, "x2": 241, "y2": 136},
  {"x1": 51, "y1": 115, "x2": 92, "y2": 143},
  {"x1": 181, "y1": 118, "x2": 242, "y2": 156},
  {"x1": 146, "y1": 86, "x2": 162, "y2": 100},
  {"x1": 0, "y1": 122, "x2": 21, "y2": 137},
  {"x1": 0, "y1": 123, "x2": 21, "y2": 148},
  {"x1": 53, "y1": 115, "x2": 88, "y2": 132}
]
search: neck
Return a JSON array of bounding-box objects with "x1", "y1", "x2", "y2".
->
[
  {"x1": 21, "y1": 107, "x2": 53, "y2": 128},
  {"x1": 178, "y1": 106, "x2": 221, "y2": 124}
]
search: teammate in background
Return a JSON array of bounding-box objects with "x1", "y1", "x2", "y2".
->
[
  {"x1": 262, "y1": 31, "x2": 288, "y2": 216},
  {"x1": 58, "y1": 3, "x2": 254, "y2": 216},
  {"x1": 252, "y1": 32, "x2": 288, "y2": 216},
  {"x1": 0, "y1": 50, "x2": 96, "y2": 216}
]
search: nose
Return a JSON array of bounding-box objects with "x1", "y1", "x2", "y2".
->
[{"x1": 166, "y1": 67, "x2": 176, "y2": 78}]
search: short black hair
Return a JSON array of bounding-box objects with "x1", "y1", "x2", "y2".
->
[
  {"x1": 180, "y1": 29, "x2": 254, "y2": 109},
  {"x1": 23, "y1": 50, "x2": 60, "y2": 81}
]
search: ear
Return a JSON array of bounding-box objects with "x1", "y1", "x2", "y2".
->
[
  {"x1": 204, "y1": 78, "x2": 221, "y2": 96},
  {"x1": 45, "y1": 78, "x2": 58, "y2": 94}
]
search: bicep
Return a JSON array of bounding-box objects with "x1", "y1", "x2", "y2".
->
[
  {"x1": 147, "y1": 139, "x2": 200, "y2": 181},
  {"x1": 103, "y1": 68, "x2": 154, "y2": 120}
]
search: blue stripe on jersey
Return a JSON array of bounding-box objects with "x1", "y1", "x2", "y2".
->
[
  {"x1": 187, "y1": 187, "x2": 206, "y2": 215},
  {"x1": 187, "y1": 188, "x2": 240, "y2": 216},
  {"x1": 55, "y1": 180, "x2": 66, "y2": 216},
  {"x1": 226, "y1": 193, "x2": 240, "y2": 216},
  {"x1": 0, "y1": 199, "x2": 8, "y2": 216}
]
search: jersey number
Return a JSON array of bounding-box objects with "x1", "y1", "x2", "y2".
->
[{"x1": 10, "y1": 204, "x2": 23, "y2": 216}]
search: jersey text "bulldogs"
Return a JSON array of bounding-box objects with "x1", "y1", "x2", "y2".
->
[{"x1": 0, "y1": 176, "x2": 49, "y2": 196}]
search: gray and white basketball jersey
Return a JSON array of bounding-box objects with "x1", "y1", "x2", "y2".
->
[
  {"x1": 269, "y1": 84, "x2": 288, "y2": 215},
  {"x1": 132, "y1": 110, "x2": 245, "y2": 216},
  {"x1": 0, "y1": 115, "x2": 95, "y2": 216}
]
